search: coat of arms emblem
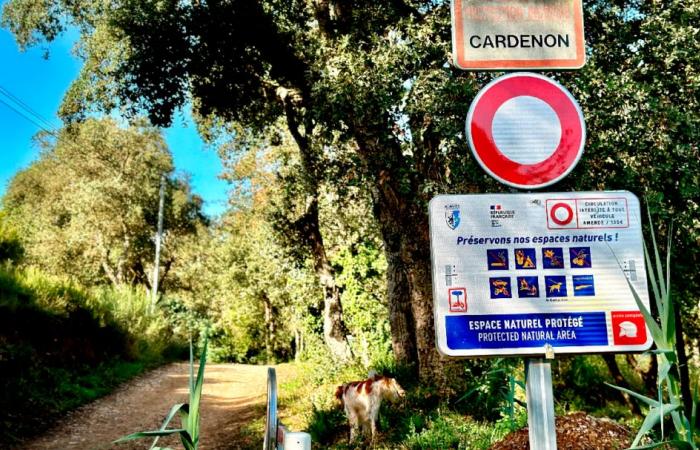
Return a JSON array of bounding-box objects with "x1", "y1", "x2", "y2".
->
[{"x1": 445, "y1": 205, "x2": 461, "y2": 230}]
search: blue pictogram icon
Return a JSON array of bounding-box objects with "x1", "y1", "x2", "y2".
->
[
  {"x1": 572, "y1": 275, "x2": 595, "y2": 296},
  {"x1": 542, "y1": 247, "x2": 564, "y2": 269},
  {"x1": 517, "y1": 276, "x2": 539, "y2": 298},
  {"x1": 489, "y1": 277, "x2": 512, "y2": 299},
  {"x1": 514, "y1": 248, "x2": 537, "y2": 269},
  {"x1": 545, "y1": 276, "x2": 567, "y2": 298},
  {"x1": 487, "y1": 249, "x2": 509, "y2": 270}
]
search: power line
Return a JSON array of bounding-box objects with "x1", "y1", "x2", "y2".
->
[
  {"x1": 0, "y1": 96, "x2": 57, "y2": 136},
  {"x1": 0, "y1": 85, "x2": 59, "y2": 131}
]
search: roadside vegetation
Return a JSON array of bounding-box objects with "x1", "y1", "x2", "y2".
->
[{"x1": 0, "y1": 0, "x2": 699, "y2": 448}]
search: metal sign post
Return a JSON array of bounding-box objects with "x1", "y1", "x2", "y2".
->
[{"x1": 526, "y1": 357, "x2": 557, "y2": 450}]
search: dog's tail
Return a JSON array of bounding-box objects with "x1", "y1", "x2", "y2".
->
[{"x1": 334, "y1": 384, "x2": 345, "y2": 406}]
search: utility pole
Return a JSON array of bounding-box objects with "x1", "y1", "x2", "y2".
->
[{"x1": 151, "y1": 174, "x2": 166, "y2": 311}]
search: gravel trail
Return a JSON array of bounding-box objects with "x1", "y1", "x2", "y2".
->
[{"x1": 22, "y1": 363, "x2": 277, "y2": 450}]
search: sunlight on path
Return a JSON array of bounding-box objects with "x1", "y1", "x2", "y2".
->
[{"x1": 21, "y1": 363, "x2": 283, "y2": 450}]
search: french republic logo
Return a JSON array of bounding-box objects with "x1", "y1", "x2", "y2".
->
[
  {"x1": 448, "y1": 287, "x2": 467, "y2": 313},
  {"x1": 611, "y1": 311, "x2": 647, "y2": 346},
  {"x1": 445, "y1": 204, "x2": 461, "y2": 230},
  {"x1": 490, "y1": 204, "x2": 515, "y2": 228}
]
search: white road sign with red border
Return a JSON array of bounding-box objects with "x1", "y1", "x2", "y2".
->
[
  {"x1": 451, "y1": 0, "x2": 585, "y2": 70},
  {"x1": 466, "y1": 72, "x2": 585, "y2": 189}
]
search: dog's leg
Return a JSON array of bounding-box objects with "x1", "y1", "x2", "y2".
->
[{"x1": 347, "y1": 407, "x2": 359, "y2": 442}]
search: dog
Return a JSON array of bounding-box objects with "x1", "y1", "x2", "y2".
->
[{"x1": 335, "y1": 372, "x2": 405, "y2": 441}]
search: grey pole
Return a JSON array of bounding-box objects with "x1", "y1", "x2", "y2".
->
[
  {"x1": 264, "y1": 368, "x2": 278, "y2": 450},
  {"x1": 151, "y1": 174, "x2": 166, "y2": 311},
  {"x1": 526, "y1": 356, "x2": 557, "y2": 450}
]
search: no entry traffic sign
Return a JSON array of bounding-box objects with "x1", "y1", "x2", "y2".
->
[{"x1": 466, "y1": 73, "x2": 585, "y2": 189}]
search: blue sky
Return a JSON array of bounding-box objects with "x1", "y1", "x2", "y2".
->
[{"x1": 0, "y1": 25, "x2": 229, "y2": 217}]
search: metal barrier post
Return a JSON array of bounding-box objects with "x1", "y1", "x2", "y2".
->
[
  {"x1": 264, "y1": 368, "x2": 278, "y2": 450},
  {"x1": 264, "y1": 367, "x2": 311, "y2": 450}
]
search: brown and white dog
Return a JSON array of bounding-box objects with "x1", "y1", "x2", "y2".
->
[{"x1": 335, "y1": 372, "x2": 405, "y2": 441}]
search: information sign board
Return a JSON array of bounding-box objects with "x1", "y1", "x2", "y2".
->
[
  {"x1": 451, "y1": 0, "x2": 585, "y2": 70},
  {"x1": 430, "y1": 191, "x2": 651, "y2": 357}
]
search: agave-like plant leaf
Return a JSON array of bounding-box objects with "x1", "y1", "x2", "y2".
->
[
  {"x1": 670, "y1": 410, "x2": 693, "y2": 444},
  {"x1": 645, "y1": 208, "x2": 667, "y2": 298},
  {"x1": 606, "y1": 383, "x2": 659, "y2": 407},
  {"x1": 631, "y1": 403, "x2": 682, "y2": 448},
  {"x1": 692, "y1": 384, "x2": 698, "y2": 434},
  {"x1": 113, "y1": 336, "x2": 208, "y2": 450},
  {"x1": 663, "y1": 225, "x2": 674, "y2": 345},
  {"x1": 147, "y1": 402, "x2": 189, "y2": 449},
  {"x1": 620, "y1": 263, "x2": 666, "y2": 349},
  {"x1": 114, "y1": 429, "x2": 189, "y2": 443},
  {"x1": 658, "y1": 359, "x2": 672, "y2": 382},
  {"x1": 643, "y1": 241, "x2": 663, "y2": 321},
  {"x1": 630, "y1": 440, "x2": 695, "y2": 450},
  {"x1": 187, "y1": 337, "x2": 208, "y2": 446}
]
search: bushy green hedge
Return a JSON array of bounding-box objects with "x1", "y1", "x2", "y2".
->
[{"x1": 0, "y1": 265, "x2": 185, "y2": 445}]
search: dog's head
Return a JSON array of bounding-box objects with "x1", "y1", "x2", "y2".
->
[{"x1": 381, "y1": 377, "x2": 406, "y2": 403}]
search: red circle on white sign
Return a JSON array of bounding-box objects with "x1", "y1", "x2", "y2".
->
[
  {"x1": 466, "y1": 73, "x2": 586, "y2": 189},
  {"x1": 550, "y1": 202, "x2": 574, "y2": 225}
]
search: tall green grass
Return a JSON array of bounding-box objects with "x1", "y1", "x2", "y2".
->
[{"x1": 0, "y1": 264, "x2": 184, "y2": 445}]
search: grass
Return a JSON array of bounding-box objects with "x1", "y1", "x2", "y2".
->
[
  {"x1": 233, "y1": 353, "x2": 667, "y2": 450},
  {"x1": 0, "y1": 264, "x2": 184, "y2": 446},
  {"x1": 237, "y1": 360, "x2": 526, "y2": 450}
]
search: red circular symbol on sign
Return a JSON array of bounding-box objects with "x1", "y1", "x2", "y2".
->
[
  {"x1": 466, "y1": 73, "x2": 585, "y2": 189},
  {"x1": 550, "y1": 202, "x2": 574, "y2": 225}
]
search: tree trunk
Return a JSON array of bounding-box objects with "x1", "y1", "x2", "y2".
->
[
  {"x1": 402, "y1": 228, "x2": 442, "y2": 382},
  {"x1": 263, "y1": 293, "x2": 274, "y2": 364},
  {"x1": 323, "y1": 282, "x2": 353, "y2": 361},
  {"x1": 302, "y1": 197, "x2": 353, "y2": 362},
  {"x1": 374, "y1": 186, "x2": 418, "y2": 368},
  {"x1": 279, "y1": 94, "x2": 353, "y2": 363},
  {"x1": 294, "y1": 328, "x2": 302, "y2": 362},
  {"x1": 353, "y1": 129, "x2": 449, "y2": 382},
  {"x1": 384, "y1": 248, "x2": 418, "y2": 368}
]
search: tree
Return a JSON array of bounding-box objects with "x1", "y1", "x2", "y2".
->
[
  {"x1": 3, "y1": 118, "x2": 206, "y2": 288},
  {"x1": 4, "y1": 0, "x2": 698, "y2": 382}
]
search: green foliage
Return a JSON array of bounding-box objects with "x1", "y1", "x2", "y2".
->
[
  {"x1": 0, "y1": 212, "x2": 23, "y2": 264},
  {"x1": 272, "y1": 360, "x2": 522, "y2": 450},
  {"x1": 2, "y1": 118, "x2": 205, "y2": 288},
  {"x1": 401, "y1": 410, "x2": 519, "y2": 450},
  {"x1": 115, "y1": 337, "x2": 209, "y2": 450},
  {"x1": 334, "y1": 241, "x2": 392, "y2": 368},
  {"x1": 555, "y1": 356, "x2": 617, "y2": 411},
  {"x1": 608, "y1": 215, "x2": 699, "y2": 448},
  {"x1": 0, "y1": 264, "x2": 182, "y2": 445},
  {"x1": 457, "y1": 360, "x2": 525, "y2": 423}
]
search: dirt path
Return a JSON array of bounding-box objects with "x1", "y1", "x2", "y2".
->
[{"x1": 22, "y1": 363, "x2": 285, "y2": 450}]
